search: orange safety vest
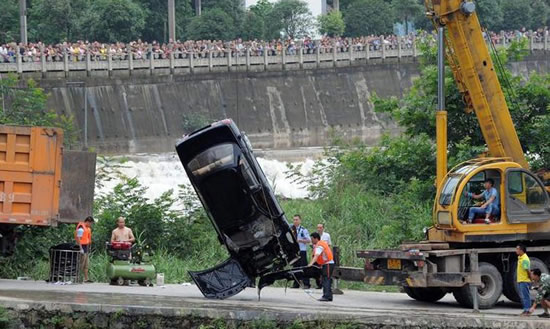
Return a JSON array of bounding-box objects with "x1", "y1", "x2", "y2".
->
[
  {"x1": 75, "y1": 222, "x2": 91, "y2": 245},
  {"x1": 314, "y1": 240, "x2": 333, "y2": 265}
]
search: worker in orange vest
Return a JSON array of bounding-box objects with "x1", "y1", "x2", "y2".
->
[
  {"x1": 309, "y1": 232, "x2": 334, "y2": 301},
  {"x1": 75, "y1": 216, "x2": 94, "y2": 283}
]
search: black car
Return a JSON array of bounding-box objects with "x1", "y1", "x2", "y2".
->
[{"x1": 175, "y1": 119, "x2": 305, "y2": 299}]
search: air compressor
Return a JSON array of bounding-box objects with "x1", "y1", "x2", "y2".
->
[{"x1": 106, "y1": 241, "x2": 156, "y2": 286}]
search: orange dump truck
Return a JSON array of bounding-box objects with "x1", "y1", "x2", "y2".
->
[{"x1": 0, "y1": 125, "x2": 96, "y2": 255}]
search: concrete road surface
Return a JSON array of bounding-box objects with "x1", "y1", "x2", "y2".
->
[{"x1": 0, "y1": 279, "x2": 549, "y2": 328}]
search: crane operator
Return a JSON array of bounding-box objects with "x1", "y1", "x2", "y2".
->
[{"x1": 465, "y1": 178, "x2": 500, "y2": 224}]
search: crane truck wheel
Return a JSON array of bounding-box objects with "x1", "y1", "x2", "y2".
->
[
  {"x1": 503, "y1": 257, "x2": 548, "y2": 303},
  {"x1": 452, "y1": 262, "x2": 503, "y2": 309},
  {"x1": 403, "y1": 287, "x2": 447, "y2": 302}
]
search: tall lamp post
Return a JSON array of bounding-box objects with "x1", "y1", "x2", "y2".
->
[
  {"x1": 168, "y1": 0, "x2": 176, "y2": 41},
  {"x1": 19, "y1": 0, "x2": 28, "y2": 45}
]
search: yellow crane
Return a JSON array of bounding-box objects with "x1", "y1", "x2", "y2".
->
[{"x1": 336, "y1": 0, "x2": 550, "y2": 309}]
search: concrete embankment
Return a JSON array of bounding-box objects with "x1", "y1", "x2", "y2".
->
[
  {"x1": 24, "y1": 53, "x2": 548, "y2": 154},
  {"x1": 0, "y1": 280, "x2": 548, "y2": 329}
]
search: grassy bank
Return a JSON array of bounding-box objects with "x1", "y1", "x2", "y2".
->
[{"x1": 1, "y1": 185, "x2": 426, "y2": 293}]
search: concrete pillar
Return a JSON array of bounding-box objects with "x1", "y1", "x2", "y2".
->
[
  {"x1": 349, "y1": 43, "x2": 353, "y2": 65},
  {"x1": 127, "y1": 46, "x2": 133, "y2": 75},
  {"x1": 168, "y1": 0, "x2": 176, "y2": 41},
  {"x1": 366, "y1": 41, "x2": 370, "y2": 61},
  {"x1": 263, "y1": 43, "x2": 268, "y2": 71},
  {"x1": 529, "y1": 30, "x2": 534, "y2": 52},
  {"x1": 245, "y1": 47, "x2": 250, "y2": 72},
  {"x1": 195, "y1": 0, "x2": 201, "y2": 16},
  {"x1": 501, "y1": 31, "x2": 506, "y2": 46},
  {"x1": 149, "y1": 44, "x2": 155, "y2": 74},
  {"x1": 545, "y1": 29, "x2": 549, "y2": 51},
  {"x1": 16, "y1": 46, "x2": 22, "y2": 74},
  {"x1": 397, "y1": 36, "x2": 402, "y2": 59},
  {"x1": 332, "y1": 42, "x2": 337, "y2": 67},
  {"x1": 169, "y1": 50, "x2": 174, "y2": 74},
  {"x1": 19, "y1": 0, "x2": 27, "y2": 45},
  {"x1": 189, "y1": 51, "x2": 194, "y2": 73},
  {"x1": 299, "y1": 45, "x2": 303, "y2": 69},
  {"x1": 282, "y1": 46, "x2": 286, "y2": 70},
  {"x1": 227, "y1": 50, "x2": 232, "y2": 72},
  {"x1": 85, "y1": 46, "x2": 91, "y2": 77},
  {"x1": 208, "y1": 50, "x2": 213, "y2": 72},
  {"x1": 107, "y1": 52, "x2": 112, "y2": 76},
  {"x1": 316, "y1": 42, "x2": 320, "y2": 68},
  {"x1": 40, "y1": 45, "x2": 46, "y2": 76},
  {"x1": 381, "y1": 36, "x2": 386, "y2": 59},
  {"x1": 333, "y1": 0, "x2": 340, "y2": 11},
  {"x1": 412, "y1": 35, "x2": 417, "y2": 59},
  {"x1": 321, "y1": 0, "x2": 327, "y2": 14},
  {"x1": 63, "y1": 50, "x2": 69, "y2": 77}
]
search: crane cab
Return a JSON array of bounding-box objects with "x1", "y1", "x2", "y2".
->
[{"x1": 430, "y1": 158, "x2": 550, "y2": 244}]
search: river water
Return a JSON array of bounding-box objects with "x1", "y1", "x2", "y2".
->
[{"x1": 96, "y1": 150, "x2": 319, "y2": 202}]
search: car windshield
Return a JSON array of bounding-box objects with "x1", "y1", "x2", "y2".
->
[{"x1": 187, "y1": 143, "x2": 235, "y2": 177}]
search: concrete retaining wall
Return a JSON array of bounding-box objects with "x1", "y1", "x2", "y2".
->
[{"x1": 19, "y1": 53, "x2": 550, "y2": 153}]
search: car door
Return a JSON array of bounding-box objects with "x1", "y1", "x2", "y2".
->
[{"x1": 506, "y1": 169, "x2": 550, "y2": 223}]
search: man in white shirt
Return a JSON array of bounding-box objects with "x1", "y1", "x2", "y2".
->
[
  {"x1": 314, "y1": 223, "x2": 332, "y2": 289},
  {"x1": 317, "y1": 223, "x2": 332, "y2": 246}
]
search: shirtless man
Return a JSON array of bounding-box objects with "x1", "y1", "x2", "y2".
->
[{"x1": 111, "y1": 217, "x2": 135, "y2": 243}]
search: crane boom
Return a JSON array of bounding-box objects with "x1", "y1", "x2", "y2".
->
[{"x1": 426, "y1": 0, "x2": 529, "y2": 169}]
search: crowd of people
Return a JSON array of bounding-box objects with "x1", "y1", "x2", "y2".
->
[{"x1": 1, "y1": 28, "x2": 547, "y2": 64}]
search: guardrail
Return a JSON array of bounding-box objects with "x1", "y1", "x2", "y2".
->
[{"x1": 1, "y1": 35, "x2": 548, "y2": 76}]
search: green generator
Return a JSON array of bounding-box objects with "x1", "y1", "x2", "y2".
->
[{"x1": 106, "y1": 241, "x2": 155, "y2": 286}]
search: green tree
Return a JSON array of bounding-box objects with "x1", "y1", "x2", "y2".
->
[
  {"x1": 0, "y1": 74, "x2": 79, "y2": 148},
  {"x1": 135, "y1": 0, "x2": 193, "y2": 42},
  {"x1": 501, "y1": 0, "x2": 532, "y2": 30},
  {"x1": 530, "y1": 0, "x2": 549, "y2": 30},
  {"x1": 391, "y1": 0, "x2": 423, "y2": 34},
  {"x1": 343, "y1": 0, "x2": 395, "y2": 37},
  {"x1": 202, "y1": 0, "x2": 246, "y2": 37},
  {"x1": 82, "y1": 0, "x2": 146, "y2": 43},
  {"x1": 242, "y1": 11, "x2": 266, "y2": 41},
  {"x1": 318, "y1": 10, "x2": 345, "y2": 37},
  {"x1": 250, "y1": 0, "x2": 275, "y2": 39},
  {"x1": 373, "y1": 36, "x2": 550, "y2": 170},
  {"x1": 270, "y1": 0, "x2": 314, "y2": 39},
  {"x1": 476, "y1": 0, "x2": 503, "y2": 31},
  {"x1": 185, "y1": 8, "x2": 237, "y2": 41},
  {"x1": 0, "y1": 0, "x2": 19, "y2": 43},
  {"x1": 28, "y1": 0, "x2": 91, "y2": 43}
]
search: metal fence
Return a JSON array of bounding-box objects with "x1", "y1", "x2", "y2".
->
[
  {"x1": 49, "y1": 245, "x2": 82, "y2": 283},
  {"x1": 1, "y1": 34, "x2": 548, "y2": 76}
]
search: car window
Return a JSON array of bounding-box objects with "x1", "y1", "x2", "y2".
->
[
  {"x1": 239, "y1": 157, "x2": 260, "y2": 190},
  {"x1": 187, "y1": 143, "x2": 235, "y2": 177}
]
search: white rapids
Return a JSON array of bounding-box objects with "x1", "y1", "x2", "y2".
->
[{"x1": 97, "y1": 152, "x2": 317, "y2": 202}]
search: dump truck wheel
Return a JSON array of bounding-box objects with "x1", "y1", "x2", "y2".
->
[
  {"x1": 404, "y1": 287, "x2": 447, "y2": 302},
  {"x1": 116, "y1": 277, "x2": 125, "y2": 286},
  {"x1": 503, "y1": 257, "x2": 548, "y2": 303},
  {"x1": 453, "y1": 262, "x2": 502, "y2": 309}
]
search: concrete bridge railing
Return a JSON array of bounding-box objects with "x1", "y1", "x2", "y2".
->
[{"x1": 1, "y1": 36, "x2": 548, "y2": 77}]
